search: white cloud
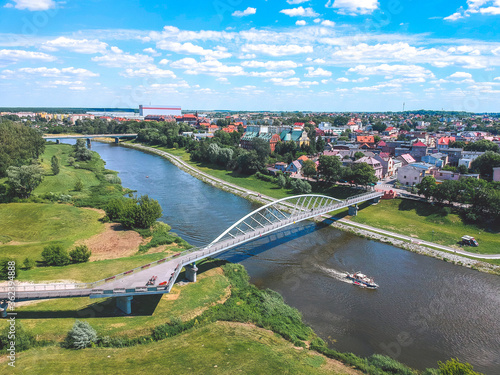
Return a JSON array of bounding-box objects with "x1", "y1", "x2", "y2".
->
[
  {"x1": 92, "y1": 51, "x2": 154, "y2": 68},
  {"x1": 159, "y1": 59, "x2": 170, "y2": 65},
  {"x1": 241, "y1": 44, "x2": 313, "y2": 56},
  {"x1": 121, "y1": 66, "x2": 176, "y2": 78},
  {"x1": 249, "y1": 70, "x2": 296, "y2": 78},
  {"x1": 445, "y1": 1, "x2": 500, "y2": 21},
  {"x1": 314, "y1": 18, "x2": 322, "y2": 23},
  {"x1": 287, "y1": 0, "x2": 310, "y2": 4},
  {"x1": 156, "y1": 41, "x2": 232, "y2": 59},
  {"x1": 337, "y1": 77, "x2": 350, "y2": 82},
  {"x1": 232, "y1": 7, "x2": 256, "y2": 17},
  {"x1": 41, "y1": 37, "x2": 108, "y2": 54},
  {"x1": 0, "y1": 49, "x2": 55, "y2": 66},
  {"x1": 143, "y1": 48, "x2": 161, "y2": 56},
  {"x1": 268, "y1": 77, "x2": 319, "y2": 87},
  {"x1": 321, "y1": 20, "x2": 335, "y2": 26},
  {"x1": 449, "y1": 71, "x2": 473, "y2": 79},
  {"x1": 241, "y1": 60, "x2": 300, "y2": 69},
  {"x1": 217, "y1": 77, "x2": 229, "y2": 84},
  {"x1": 296, "y1": 20, "x2": 307, "y2": 26},
  {"x1": 2, "y1": 66, "x2": 98, "y2": 78},
  {"x1": 348, "y1": 64, "x2": 435, "y2": 79},
  {"x1": 69, "y1": 86, "x2": 87, "y2": 91},
  {"x1": 49, "y1": 80, "x2": 83, "y2": 86},
  {"x1": 5, "y1": 0, "x2": 55, "y2": 11},
  {"x1": 280, "y1": 6, "x2": 319, "y2": 17},
  {"x1": 170, "y1": 57, "x2": 245, "y2": 76},
  {"x1": 305, "y1": 67, "x2": 332, "y2": 77},
  {"x1": 325, "y1": 0, "x2": 379, "y2": 15},
  {"x1": 494, "y1": 76, "x2": 500, "y2": 80}
]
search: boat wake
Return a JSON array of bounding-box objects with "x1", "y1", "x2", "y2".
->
[{"x1": 318, "y1": 266, "x2": 351, "y2": 284}]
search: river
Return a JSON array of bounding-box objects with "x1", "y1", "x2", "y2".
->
[{"x1": 70, "y1": 141, "x2": 500, "y2": 373}]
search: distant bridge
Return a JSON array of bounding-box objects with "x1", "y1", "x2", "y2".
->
[
  {"x1": 0, "y1": 191, "x2": 382, "y2": 315},
  {"x1": 43, "y1": 134, "x2": 137, "y2": 144}
]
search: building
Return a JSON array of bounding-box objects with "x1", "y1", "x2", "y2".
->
[
  {"x1": 410, "y1": 141, "x2": 428, "y2": 161},
  {"x1": 494, "y1": 167, "x2": 500, "y2": 182},
  {"x1": 139, "y1": 105, "x2": 182, "y2": 117},
  {"x1": 397, "y1": 163, "x2": 436, "y2": 186},
  {"x1": 374, "y1": 153, "x2": 396, "y2": 178},
  {"x1": 421, "y1": 153, "x2": 448, "y2": 168},
  {"x1": 355, "y1": 156, "x2": 383, "y2": 180}
]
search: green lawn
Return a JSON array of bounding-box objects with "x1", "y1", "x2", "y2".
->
[
  {"x1": 8, "y1": 322, "x2": 340, "y2": 375},
  {"x1": 5, "y1": 261, "x2": 231, "y2": 341},
  {"x1": 351, "y1": 199, "x2": 500, "y2": 254},
  {"x1": 0, "y1": 203, "x2": 104, "y2": 260},
  {"x1": 36, "y1": 143, "x2": 101, "y2": 197}
]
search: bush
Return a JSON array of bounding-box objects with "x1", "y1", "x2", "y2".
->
[
  {"x1": 74, "y1": 178, "x2": 84, "y2": 191},
  {"x1": 41, "y1": 245, "x2": 70, "y2": 266},
  {"x1": 105, "y1": 195, "x2": 163, "y2": 229},
  {"x1": 0, "y1": 322, "x2": 36, "y2": 352},
  {"x1": 69, "y1": 245, "x2": 91, "y2": 263},
  {"x1": 0, "y1": 258, "x2": 17, "y2": 280},
  {"x1": 23, "y1": 257, "x2": 36, "y2": 270},
  {"x1": 367, "y1": 354, "x2": 416, "y2": 375},
  {"x1": 104, "y1": 174, "x2": 121, "y2": 184},
  {"x1": 64, "y1": 320, "x2": 97, "y2": 349}
]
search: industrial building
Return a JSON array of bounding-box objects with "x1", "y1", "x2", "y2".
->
[{"x1": 139, "y1": 105, "x2": 182, "y2": 117}]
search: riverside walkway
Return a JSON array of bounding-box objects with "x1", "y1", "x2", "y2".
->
[{"x1": 0, "y1": 191, "x2": 382, "y2": 314}]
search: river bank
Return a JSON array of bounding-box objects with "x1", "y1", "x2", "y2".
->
[{"x1": 111, "y1": 141, "x2": 500, "y2": 276}]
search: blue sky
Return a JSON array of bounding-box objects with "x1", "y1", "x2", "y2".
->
[{"x1": 1, "y1": 0, "x2": 500, "y2": 112}]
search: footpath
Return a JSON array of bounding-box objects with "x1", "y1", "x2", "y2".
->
[{"x1": 119, "y1": 143, "x2": 500, "y2": 274}]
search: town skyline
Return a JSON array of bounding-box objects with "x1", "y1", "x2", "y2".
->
[{"x1": 1, "y1": 0, "x2": 500, "y2": 112}]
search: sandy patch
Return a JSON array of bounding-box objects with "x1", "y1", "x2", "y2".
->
[{"x1": 77, "y1": 223, "x2": 144, "y2": 261}]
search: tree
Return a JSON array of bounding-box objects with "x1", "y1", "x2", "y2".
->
[
  {"x1": 237, "y1": 150, "x2": 263, "y2": 174},
  {"x1": 69, "y1": 245, "x2": 92, "y2": 263},
  {"x1": 277, "y1": 174, "x2": 286, "y2": 188},
  {"x1": 41, "y1": 245, "x2": 71, "y2": 266},
  {"x1": 64, "y1": 320, "x2": 98, "y2": 349},
  {"x1": 23, "y1": 257, "x2": 36, "y2": 270},
  {"x1": 416, "y1": 176, "x2": 437, "y2": 200},
  {"x1": 316, "y1": 136, "x2": 326, "y2": 153},
  {"x1": 74, "y1": 178, "x2": 84, "y2": 191},
  {"x1": 74, "y1": 139, "x2": 92, "y2": 161},
  {"x1": 350, "y1": 163, "x2": 377, "y2": 186},
  {"x1": 133, "y1": 195, "x2": 163, "y2": 229},
  {"x1": 464, "y1": 139, "x2": 499, "y2": 153},
  {"x1": 252, "y1": 137, "x2": 271, "y2": 164},
  {"x1": 470, "y1": 151, "x2": 500, "y2": 178},
  {"x1": 318, "y1": 155, "x2": 342, "y2": 184},
  {"x1": 372, "y1": 121, "x2": 387, "y2": 133},
  {"x1": 354, "y1": 151, "x2": 365, "y2": 160},
  {"x1": 457, "y1": 164, "x2": 468, "y2": 174},
  {"x1": 67, "y1": 156, "x2": 75, "y2": 166},
  {"x1": 302, "y1": 160, "x2": 317, "y2": 180},
  {"x1": 7, "y1": 164, "x2": 43, "y2": 198},
  {"x1": 51, "y1": 155, "x2": 60, "y2": 175},
  {"x1": 0, "y1": 258, "x2": 17, "y2": 280},
  {"x1": 438, "y1": 358, "x2": 483, "y2": 375},
  {"x1": 291, "y1": 179, "x2": 312, "y2": 194}
]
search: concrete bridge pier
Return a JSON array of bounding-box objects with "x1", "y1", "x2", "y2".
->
[
  {"x1": 86, "y1": 138, "x2": 91, "y2": 148},
  {"x1": 55, "y1": 139, "x2": 60, "y2": 144},
  {"x1": 348, "y1": 204, "x2": 359, "y2": 217},
  {"x1": 0, "y1": 300, "x2": 9, "y2": 318},
  {"x1": 114, "y1": 137, "x2": 119, "y2": 144},
  {"x1": 185, "y1": 263, "x2": 198, "y2": 283},
  {"x1": 372, "y1": 197, "x2": 380, "y2": 204},
  {"x1": 116, "y1": 296, "x2": 133, "y2": 315}
]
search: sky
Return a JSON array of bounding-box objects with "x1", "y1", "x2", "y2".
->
[{"x1": 1, "y1": 0, "x2": 500, "y2": 112}]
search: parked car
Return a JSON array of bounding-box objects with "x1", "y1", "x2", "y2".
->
[{"x1": 461, "y1": 235, "x2": 478, "y2": 247}]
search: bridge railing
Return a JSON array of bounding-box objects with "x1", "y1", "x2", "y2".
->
[{"x1": 0, "y1": 282, "x2": 89, "y2": 293}]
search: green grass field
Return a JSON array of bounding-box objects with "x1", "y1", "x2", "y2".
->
[
  {"x1": 0, "y1": 203, "x2": 104, "y2": 260},
  {"x1": 351, "y1": 199, "x2": 500, "y2": 254},
  {"x1": 36, "y1": 143, "x2": 101, "y2": 197},
  {"x1": 8, "y1": 322, "x2": 340, "y2": 375}
]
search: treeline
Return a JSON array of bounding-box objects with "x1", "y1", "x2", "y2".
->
[
  {"x1": 0, "y1": 120, "x2": 45, "y2": 177},
  {"x1": 417, "y1": 176, "x2": 500, "y2": 222}
]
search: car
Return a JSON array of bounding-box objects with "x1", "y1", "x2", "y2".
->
[{"x1": 461, "y1": 235, "x2": 478, "y2": 247}]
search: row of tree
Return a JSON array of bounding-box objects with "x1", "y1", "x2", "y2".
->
[
  {"x1": 417, "y1": 176, "x2": 500, "y2": 221},
  {"x1": 318, "y1": 155, "x2": 378, "y2": 187}
]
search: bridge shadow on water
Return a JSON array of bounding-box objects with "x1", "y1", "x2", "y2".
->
[{"x1": 217, "y1": 220, "x2": 332, "y2": 264}]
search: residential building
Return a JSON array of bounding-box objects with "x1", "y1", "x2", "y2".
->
[
  {"x1": 374, "y1": 153, "x2": 396, "y2": 178},
  {"x1": 397, "y1": 163, "x2": 436, "y2": 186},
  {"x1": 355, "y1": 156, "x2": 383, "y2": 180}
]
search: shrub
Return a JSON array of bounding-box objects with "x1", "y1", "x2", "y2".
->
[
  {"x1": 41, "y1": 245, "x2": 70, "y2": 266},
  {"x1": 23, "y1": 257, "x2": 36, "y2": 270},
  {"x1": 64, "y1": 320, "x2": 97, "y2": 349},
  {"x1": 0, "y1": 258, "x2": 17, "y2": 280},
  {"x1": 367, "y1": 354, "x2": 416, "y2": 375},
  {"x1": 69, "y1": 245, "x2": 92, "y2": 263},
  {"x1": 0, "y1": 322, "x2": 36, "y2": 352},
  {"x1": 74, "y1": 178, "x2": 84, "y2": 191},
  {"x1": 104, "y1": 174, "x2": 121, "y2": 184},
  {"x1": 438, "y1": 358, "x2": 483, "y2": 375}
]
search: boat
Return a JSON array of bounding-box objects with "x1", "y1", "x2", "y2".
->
[{"x1": 346, "y1": 272, "x2": 378, "y2": 289}]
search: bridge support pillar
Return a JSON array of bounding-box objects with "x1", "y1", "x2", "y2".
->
[
  {"x1": 348, "y1": 204, "x2": 358, "y2": 217},
  {"x1": 55, "y1": 139, "x2": 60, "y2": 144},
  {"x1": 86, "y1": 138, "x2": 91, "y2": 148},
  {"x1": 372, "y1": 197, "x2": 380, "y2": 204},
  {"x1": 0, "y1": 300, "x2": 9, "y2": 318},
  {"x1": 114, "y1": 137, "x2": 119, "y2": 144},
  {"x1": 185, "y1": 263, "x2": 198, "y2": 283},
  {"x1": 116, "y1": 296, "x2": 133, "y2": 315}
]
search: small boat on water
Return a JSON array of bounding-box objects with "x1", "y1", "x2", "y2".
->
[{"x1": 346, "y1": 272, "x2": 378, "y2": 289}]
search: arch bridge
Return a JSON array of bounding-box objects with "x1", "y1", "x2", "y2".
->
[{"x1": 0, "y1": 191, "x2": 382, "y2": 315}]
